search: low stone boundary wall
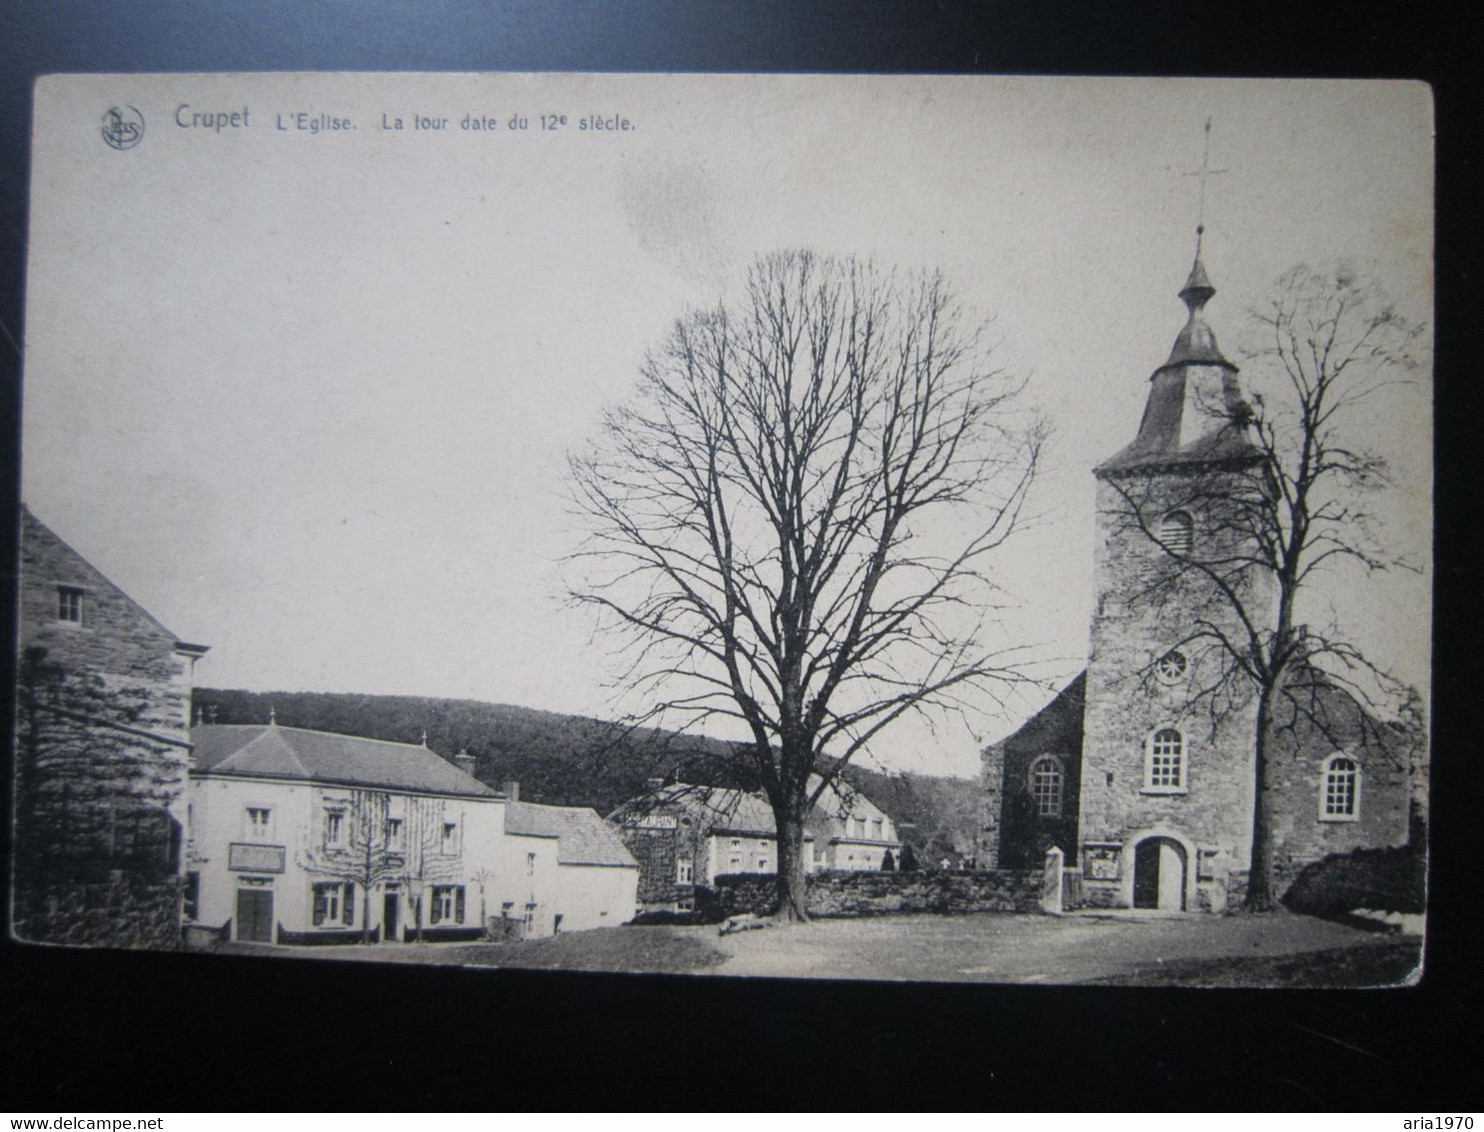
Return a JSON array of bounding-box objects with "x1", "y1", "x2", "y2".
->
[{"x1": 712, "y1": 868, "x2": 1046, "y2": 919}]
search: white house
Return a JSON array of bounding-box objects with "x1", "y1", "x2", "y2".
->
[
  {"x1": 187, "y1": 722, "x2": 638, "y2": 944},
  {"x1": 504, "y1": 800, "x2": 639, "y2": 933}
]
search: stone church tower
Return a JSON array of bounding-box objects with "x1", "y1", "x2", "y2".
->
[
  {"x1": 1076, "y1": 233, "x2": 1274, "y2": 912},
  {"x1": 980, "y1": 234, "x2": 1418, "y2": 910}
]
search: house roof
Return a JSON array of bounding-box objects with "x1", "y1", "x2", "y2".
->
[
  {"x1": 191, "y1": 724, "x2": 498, "y2": 798},
  {"x1": 504, "y1": 801, "x2": 638, "y2": 867},
  {"x1": 21, "y1": 505, "x2": 208, "y2": 655}
]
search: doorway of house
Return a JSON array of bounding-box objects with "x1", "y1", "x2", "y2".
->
[
  {"x1": 1132, "y1": 837, "x2": 1186, "y2": 911},
  {"x1": 236, "y1": 888, "x2": 274, "y2": 942},
  {"x1": 383, "y1": 892, "x2": 399, "y2": 942}
]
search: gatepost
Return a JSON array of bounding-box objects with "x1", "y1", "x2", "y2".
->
[{"x1": 1041, "y1": 845, "x2": 1064, "y2": 914}]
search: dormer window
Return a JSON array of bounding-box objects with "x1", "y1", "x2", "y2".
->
[
  {"x1": 57, "y1": 586, "x2": 84, "y2": 624},
  {"x1": 1160, "y1": 511, "x2": 1194, "y2": 555}
]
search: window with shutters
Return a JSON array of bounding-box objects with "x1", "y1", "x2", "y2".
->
[
  {"x1": 430, "y1": 885, "x2": 465, "y2": 924},
  {"x1": 312, "y1": 882, "x2": 354, "y2": 927}
]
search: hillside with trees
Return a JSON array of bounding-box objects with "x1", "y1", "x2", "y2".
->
[{"x1": 191, "y1": 688, "x2": 984, "y2": 859}]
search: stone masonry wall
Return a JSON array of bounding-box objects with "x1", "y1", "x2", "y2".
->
[
  {"x1": 1262, "y1": 683, "x2": 1414, "y2": 893},
  {"x1": 13, "y1": 510, "x2": 194, "y2": 947},
  {"x1": 1078, "y1": 468, "x2": 1272, "y2": 893},
  {"x1": 713, "y1": 869, "x2": 1045, "y2": 919},
  {"x1": 989, "y1": 674, "x2": 1085, "y2": 870},
  {"x1": 621, "y1": 826, "x2": 681, "y2": 907}
]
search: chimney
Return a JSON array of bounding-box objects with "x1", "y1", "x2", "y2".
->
[
  {"x1": 646, "y1": 777, "x2": 665, "y2": 791},
  {"x1": 502, "y1": 780, "x2": 520, "y2": 802},
  {"x1": 452, "y1": 748, "x2": 477, "y2": 776}
]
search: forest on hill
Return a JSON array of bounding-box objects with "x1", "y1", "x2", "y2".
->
[{"x1": 192, "y1": 687, "x2": 986, "y2": 861}]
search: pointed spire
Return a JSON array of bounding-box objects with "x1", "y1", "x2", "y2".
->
[
  {"x1": 420, "y1": 728, "x2": 429, "y2": 747},
  {"x1": 1179, "y1": 225, "x2": 1215, "y2": 308},
  {"x1": 1162, "y1": 225, "x2": 1230, "y2": 370},
  {"x1": 268, "y1": 705, "x2": 277, "y2": 726}
]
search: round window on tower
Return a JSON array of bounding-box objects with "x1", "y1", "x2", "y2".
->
[{"x1": 1154, "y1": 649, "x2": 1189, "y2": 684}]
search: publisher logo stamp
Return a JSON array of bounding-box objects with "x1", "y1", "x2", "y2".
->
[{"x1": 101, "y1": 106, "x2": 145, "y2": 150}]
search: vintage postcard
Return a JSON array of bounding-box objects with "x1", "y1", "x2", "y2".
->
[{"x1": 13, "y1": 73, "x2": 1431, "y2": 986}]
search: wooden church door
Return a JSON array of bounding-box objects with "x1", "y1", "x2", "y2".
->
[{"x1": 1133, "y1": 838, "x2": 1186, "y2": 911}]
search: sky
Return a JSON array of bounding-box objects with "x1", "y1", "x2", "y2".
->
[{"x1": 22, "y1": 74, "x2": 1433, "y2": 777}]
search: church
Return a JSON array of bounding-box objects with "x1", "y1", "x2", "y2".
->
[{"x1": 980, "y1": 236, "x2": 1418, "y2": 913}]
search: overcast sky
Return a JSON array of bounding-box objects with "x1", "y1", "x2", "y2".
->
[{"x1": 23, "y1": 74, "x2": 1432, "y2": 777}]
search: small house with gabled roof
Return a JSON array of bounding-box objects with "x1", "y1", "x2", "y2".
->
[{"x1": 504, "y1": 800, "x2": 638, "y2": 934}]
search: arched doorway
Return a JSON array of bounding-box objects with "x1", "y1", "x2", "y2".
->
[{"x1": 1132, "y1": 836, "x2": 1187, "y2": 910}]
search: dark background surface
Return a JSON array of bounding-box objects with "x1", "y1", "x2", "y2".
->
[{"x1": 0, "y1": 0, "x2": 1477, "y2": 1112}]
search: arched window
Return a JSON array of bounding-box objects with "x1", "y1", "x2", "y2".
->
[
  {"x1": 1144, "y1": 728, "x2": 1187, "y2": 792},
  {"x1": 1029, "y1": 757, "x2": 1064, "y2": 817},
  {"x1": 1160, "y1": 510, "x2": 1194, "y2": 555},
  {"x1": 1320, "y1": 755, "x2": 1361, "y2": 821}
]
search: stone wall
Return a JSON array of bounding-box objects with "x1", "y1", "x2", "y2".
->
[
  {"x1": 1078, "y1": 469, "x2": 1273, "y2": 889},
  {"x1": 712, "y1": 869, "x2": 1045, "y2": 919},
  {"x1": 985, "y1": 674, "x2": 1085, "y2": 870},
  {"x1": 1260, "y1": 682, "x2": 1415, "y2": 893},
  {"x1": 13, "y1": 509, "x2": 195, "y2": 949},
  {"x1": 13, "y1": 876, "x2": 183, "y2": 949},
  {"x1": 619, "y1": 826, "x2": 682, "y2": 907}
]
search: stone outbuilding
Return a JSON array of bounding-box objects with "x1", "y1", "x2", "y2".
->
[{"x1": 12, "y1": 506, "x2": 207, "y2": 947}]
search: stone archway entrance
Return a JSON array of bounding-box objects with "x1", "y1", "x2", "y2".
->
[{"x1": 1132, "y1": 836, "x2": 1186, "y2": 911}]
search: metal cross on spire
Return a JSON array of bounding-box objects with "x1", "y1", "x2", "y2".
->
[{"x1": 1183, "y1": 117, "x2": 1228, "y2": 247}]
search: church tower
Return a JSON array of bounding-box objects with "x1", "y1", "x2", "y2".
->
[{"x1": 1074, "y1": 232, "x2": 1275, "y2": 912}]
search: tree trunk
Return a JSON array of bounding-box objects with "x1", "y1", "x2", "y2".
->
[
  {"x1": 1244, "y1": 683, "x2": 1278, "y2": 912},
  {"x1": 361, "y1": 883, "x2": 371, "y2": 944},
  {"x1": 772, "y1": 806, "x2": 811, "y2": 923}
]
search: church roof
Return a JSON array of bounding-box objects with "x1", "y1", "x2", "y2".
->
[
  {"x1": 1097, "y1": 236, "x2": 1260, "y2": 475},
  {"x1": 191, "y1": 723, "x2": 499, "y2": 798}
]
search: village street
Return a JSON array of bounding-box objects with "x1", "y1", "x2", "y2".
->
[{"x1": 217, "y1": 909, "x2": 1421, "y2": 987}]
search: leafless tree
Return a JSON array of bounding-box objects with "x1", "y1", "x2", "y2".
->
[
  {"x1": 298, "y1": 788, "x2": 402, "y2": 943},
  {"x1": 1105, "y1": 263, "x2": 1426, "y2": 910},
  {"x1": 567, "y1": 250, "x2": 1044, "y2": 920}
]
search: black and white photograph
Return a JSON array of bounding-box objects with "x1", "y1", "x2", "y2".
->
[{"x1": 11, "y1": 72, "x2": 1431, "y2": 996}]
